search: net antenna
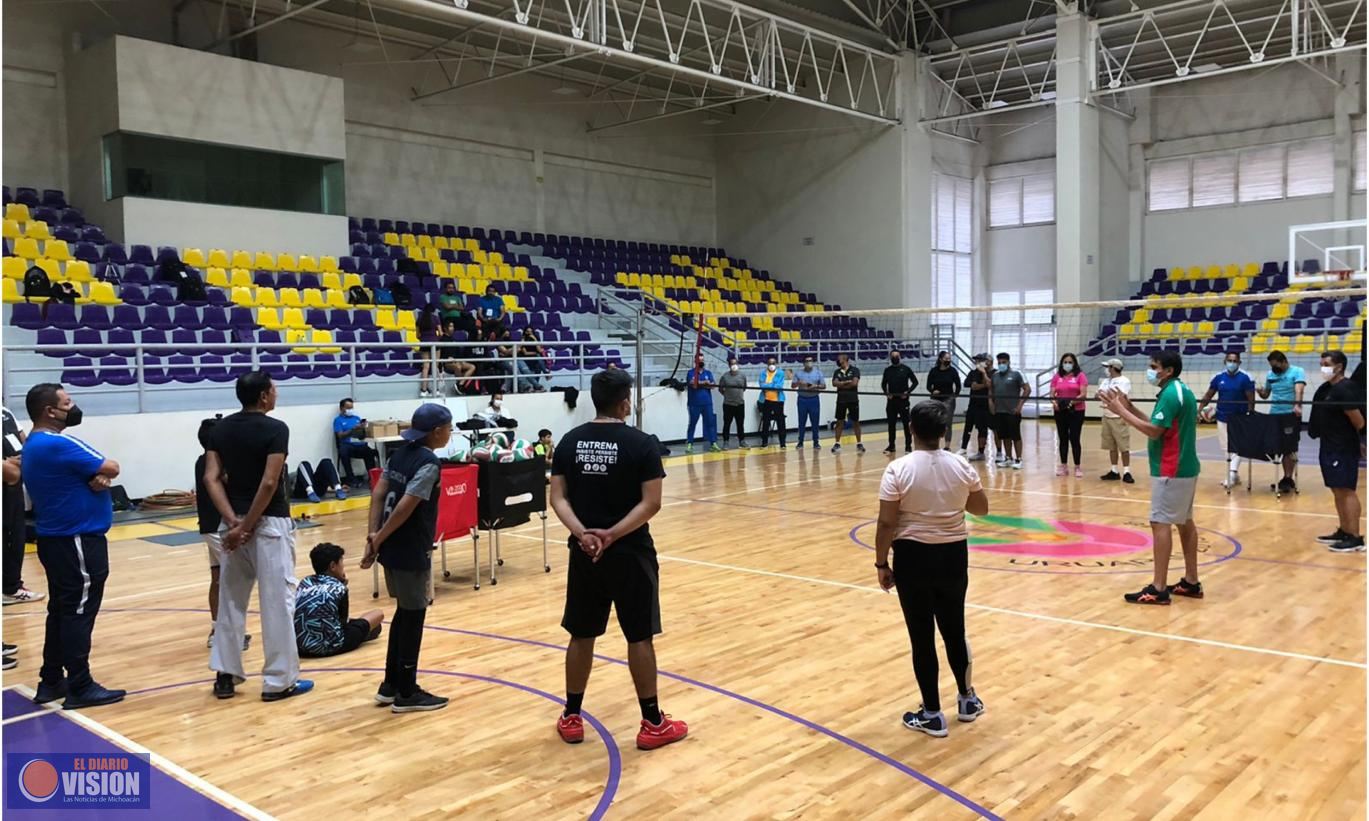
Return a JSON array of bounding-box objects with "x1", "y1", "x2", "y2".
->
[{"x1": 1289, "y1": 219, "x2": 1368, "y2": 284}]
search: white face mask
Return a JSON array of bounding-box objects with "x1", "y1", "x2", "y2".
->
[
  {"x1": 767, "y1": 364, "x2": 777, "y2": 372},
  {"x1": 491, "y1": 400, "x2": 502, "y2": 410},
  {"x1": 1321, "y1": 365, "x2": 1336, "y2": 376},
  {"x1": 729, "y1": 364, "x2": 738, "y2": 373},
  {"x1": 1062, "y1": 363, "x2": 1074, "y2": 373},
  {"x1": 1146, "y1": 368, "x2": 1159, "y2": 384}
]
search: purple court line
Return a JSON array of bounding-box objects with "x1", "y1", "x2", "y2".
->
[
  {"x1": 846, "y1": 520, "x2": 1245, "y2": 576},
  {"x1": 1232, "y1": 554, "x2": 1367, "y2": 573},
  {"x1": 81, "y1": 607, "x2": 1001, "y2": 820},
  {"x1": 124, "y1": 667, "x2": 620, "y2": 821}
]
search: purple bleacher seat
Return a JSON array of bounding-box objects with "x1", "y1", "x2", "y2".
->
[
  {"x1": 97, "y1": 356, "x2": 135, "y2": 387},
  {"x1": 30, "y1": 206, "x2": 58, "y2": 225},
  {"x1": 315, "y1": 354, "x2": 348, "y2": 379},
  {"x1": 2, "y1": 186, "x2": 11, "y2": 204},
  {"x1": 102, "y1": 244, "x2": 128, "y2": 266},
  {"x1": 167, "y1": 354, "x2": 202, "y2": 384},
  {"x1": 199, "y1": 355, "x2": 234, "y2": 383},
  {"x1": 41, "y1": 189, "x2": 66, "y2": 208},
  {"x1": 34, "y1": 328, "x2": 67, "y2": 355},
  {"x1": 72, "y1": 242, "x2": 101, "y2": 264},
  {"x1": 63, "y1": 356, "x2": 99, "y2": 388},
  {"x1": 306, "y1": 309, "x2": 330, "y2": 329},
  {"x1": 356, "y1": 257, "x2": 378, "y2": 275},
  {"x1": 277, "y1": 272, "x2": 300, "y2": 291},
  {"x1": 148, "y1": 286, "x2": 177, "y2": 307},
  {"x1": 350, "y1": 230, "x2": 366, "y2": 245},
  {"x1": 351, "y1": 244, "x2": 371, "y2": 257},
  {"x1": 339, "y1": 256, "x2": 359, "y2": 272},
  {"x1": 129, "y1": 245, "x2": 154, "y2": 266},
  {"x1": 200, "y1": 329, "x2": 230, "y2": 351},
  {"x1": 298, "y1": 273, "x2": 321, "y2": 290},
  {"x1": 59, "y1": 208, "x2": 83, "y2": 226},
  {"x1": 1337, "y1": 300, "x2": 1362, "y2": 317},
  {"x1": 156, "y1": 246, "x2": 180, "y2": 264},
  {"x1": 44, "y1": 303, "x2": 79, "y2": 331},
  {"x1": 200, "y1": 306, "x2": 230, "y2": 331},
  {"x1": 1291, "y1": 302, "x2": 1313, "y2": 319},
  {"x1": 395, "y1": 221, "x2": 411, "y2": 235},
  {"x1": 80, "y1": 226, "x2": 107, "y2": 244},
  {"x1": 356, "y1": 351, "x2": 387, "y2": 377},
  {"x1": 79, "y1": 305, "x2": 113, "y2": 331},
  {"x1": 172, "y1": 330, "x2": 204, "y2": 356},
  {"x1": 1313, "y1": 301, "x2": 1337, "y2": 318},
  {"x1": 117, "y1": 285, "x2": 147, "y2": 306},
  {"x1": 138, "y1": 356, "x2": 170, "y2": 385},
  {"x1": 323, "y1": 309, "x2": 351, "y2": 330},
  {"x1": 10, "y1": 303, "x2": 44, "y2": 331},
  {"x1": 253, "y1": 272, "x2": 275, "y2": 289},
  {"x1": 254, "y1": 330, "x2": 286, "y2": 354},
  {"x1": 365, "y1": 232, "x2": 383, "y2": 245},
  {"x1": 120, "y1": 265, "x2": 150, "y2": 286},
  {"x1": 362, "y1": 274, "x2": 383, "y2": 291},
  {"x1": 52, "y1": 225, "x2": 79, "y2": 243},
  {"x1": 15, "y1": 188, "x2": 39, "y2": 206},
  {"x1": 361, "y1": 217, "x2": 378, "y2": 232},
  {"x1": 228, "y1": 307, "x2": 256, "y2": 331},
  {"x1": 205, "y1": 289, "x2": 228, "y2": 307},
  {"x1": 78, "y1": 330, "x2": 108, "y2": 358},
  {"x1": 143, "y1": 305, "x2": 174, "y2": 331},
  {"x1": 254, "y1": 353, "x2": 286, "y2": 380}
]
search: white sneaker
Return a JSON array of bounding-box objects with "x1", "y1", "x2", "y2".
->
[
  {"x1": 2, "y1": 587, "x2": 45, "y2": 606},
  {"x1": 1222, "y1": 469, "x2": 1239, "y2": 489},
  {"x1": 968, "y1": 452, "x2": 985, "y2": 462},
  {"x1": 956, "y1": 448, "x2": 967, "y2": 456},
  {"x1": 1012, "y1": 459, "x2": 1023, "y2": 470}
]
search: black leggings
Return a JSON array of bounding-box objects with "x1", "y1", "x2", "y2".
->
[
  {"x1": 760, "y1": 401, "x2": 786, "y2": 446},
  {"x1": 1054, "y1": 406, "x2": 1084, "y2": 465},
  {"x1": 721, "y1": 404, "x2": 746, "y2": 443},
  {"x1": 893, "y1": 539, "x2": 971, "y2": 713}
]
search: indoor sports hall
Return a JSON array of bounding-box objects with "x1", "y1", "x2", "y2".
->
[{"x1": 0, "y1": 0, "x2": 1365, "y2": 817}]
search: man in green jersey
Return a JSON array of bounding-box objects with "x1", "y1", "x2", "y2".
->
[{"x1": 1099, "y1": 350, "x2": 1202, "y2": 606}]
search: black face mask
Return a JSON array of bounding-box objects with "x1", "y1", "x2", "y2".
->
[
  {"x1": 890, "y1": 357, "x2": 900, "y2": 365},
  {"x1": 58, "y1": 405, "x2": 83, "y2": 428}
]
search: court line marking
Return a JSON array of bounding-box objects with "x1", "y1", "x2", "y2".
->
[
  {"x1": 1, "y1": 710, "x2": 52, "y2": 727},
  {"x1": 8, "y1": 683, "x2": 274, "y2": 821},
  {"x1": 985, "y1": 485, "x2": 1341, "y2": 518}
]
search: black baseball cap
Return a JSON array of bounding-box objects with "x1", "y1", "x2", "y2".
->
[{"x1": 401, "y1": 403, "x2": 453, "y2": 442}]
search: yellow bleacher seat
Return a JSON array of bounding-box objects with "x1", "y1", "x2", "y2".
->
[
  {"x1": 253, "y1": 252, "x2": 276, "y2": 271},
  {"x1": 383, "y1": 232, "x2": 400, "y2": 245},
  {"x1": 182, "y1": 248, "x2": 206, "y2": 268},
  {"x1": 34, "y1": 259, "x2": 60, "y2": 280},
  {"x1": 206, "y1": 268, "x2": 229, "y2": 288},
  {"x1": 396, "y1": 312, "x2": 416, "y2": 332},
  {"x1": 1, "y1": 220, "x2": 20, "y2": 239},
  {"x1": 1, "y1": 279, "x2": 19, "y2": 303},
  {"x1": 207, "y1": 249, "x2": 231, "y2": 268},
  {"x1": 230, "y1": 268, "x2": 254, "y2": 289},
  {"x1": 1177, "y1": 322, "x2": 1196, "y2": 335},
  {"x1": 375, "y1": 309, "x2": 397, "y2": 330},
  {"x1": 400, "y1": 234, "x2": 417, "y2": 247},
  {"x1": 433, "y1": 237, "x2": 449, "y2": 251},
  {"x1": 64, "y1": 261, "x2": 93, "y2": 282},
  {"x1": 1136, "y1": 322, "x2": 1155, "y2": 336},
  {"x1": 342, "y1": 273, "x2": 362, "y2": 290},
  {"x1": 229, "y1": 250, "x2": 252, "y2": 270},
  {"x1": 326, "y1": 289, "x2": 351, "y2": 309},
  {"x1": 88, "y1": 281, "x2": 119, "y2": 306},
  {"x1": 1259, "y1": 319, "x2": 1280, "y2": 332},
  {"x1": 458, "y1": 278, "x2": 475, "y2": 294},
  {"x1": 432, "y1": 261, "x2": 449, "y2": 278},
  {"x1": 1242, "y1": 263, "x2": 1259, "y2": 277},
  {"x1": 231, "y1": 287, "x2": 256, "y2": 307},
  {"x1": 13, "y1": 237, "x2": 40, "y2": 259},
  {"x1": 460, "y1": 238, "x2": 477, "y2": 253},
  {"x1": 256, "y1": 289, "x2": 281, "y2": 308},
  {"x1": 43, "y1": 240, "x2": 70, "y2": 262},
  {"x1": 1231, "y1": 276, "x2": 1250, "y2": 292},
  {"x1": 1204, "y1": 266, "x2": 1221, "y2": 279},
  {"x1": 417, "y1": 235, "x2": 433, "y2": 248},
  {"x1": 1197, "y1": 321, "x2": 1215, "y2": 335},
  {"x1": 1270, "y1": 303, "x2": 1291, "y2": 320},
  {"x1": 1166, "y1": 267, "x2": 1184, "y2": 281},
  {"x1": 489, "y1": 252, "x2": 504, "y2": 266},
  {"x1": 481, "y1": 264, "x2": 497, "y2": 279},
  {"x1": 25, "y1": 221, "x2": 50, "y2": 241},
  {"x1": 321, "y1": 272, "x2": 342, "y2": 291},
  {"x1": 257, "y1": 308, "x2": 284, "y2": 329},
  {"x1": 276, "y1": 253, "x2": 298, "y2": 272},
  {"x1": 297, "y1": 255, "x2": 319, "y2": 273},
  {"x1": 279, "y1": 289, "x2": 302, "y2": 309},
  {"x1": 497, "y1": 264, "x2": 513, "y2": 279},
  {"x1": 5, "y1": 203, "x2": 30, "y2": 222},
  {"x1": 502, "y1": 295, "x2": 519, "y2": 312},
  {"x1": 303, "y1": 289, "x2": 327, "y2": 309},
  {"x1": 1119, "y1": 323, "x2": 1137, "y2": 337},
  {"x1": 287, "y1": 329, "x2": 313, "y2": 353},
  {"x1": 282, "y1": 308, "x2": 307, "y2": 330},
  {"x1": 311, "y1": 330, "x2": 341, "y2": 354},
  {"x1": 320, "y1": 255, "x2": 339, "y2": 273},
  {"x1": 1222, "y1": 264, "x2": 1238, "y2": 278},
  {"x1": 3, "y1": 257, "x2": 24, "y2": 280},
  {"x1": 471, "y1": 249, "x2": 487, "y2": 265}
]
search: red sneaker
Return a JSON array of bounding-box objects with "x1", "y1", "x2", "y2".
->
[
  {"x1": 557, "y1": 713, "x2": 584, "y2": 744},
  {"x1": 636, "y1": 715, "x2": 688, "y2": 750}
]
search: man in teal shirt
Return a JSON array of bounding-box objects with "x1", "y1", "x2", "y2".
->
[
  {"x1": 1099, "y1": 350, "x2": 1202, "y2": 606},
  {"x1": 1257, "y1": 350, "x2": 1306, "y2": 493}
]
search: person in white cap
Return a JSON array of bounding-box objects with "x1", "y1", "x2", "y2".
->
[{"x1": 1097, "y1": 359, "x2": 1134, "y2": 483}]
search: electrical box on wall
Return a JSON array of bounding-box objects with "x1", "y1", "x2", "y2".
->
[{"x1": 802, "y1": 237, "x2": 815, "y2": 246}]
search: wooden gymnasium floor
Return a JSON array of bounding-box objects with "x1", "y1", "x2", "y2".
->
[{"x1": 2, "y1": 419, "x2": 1365, "y2": 820}]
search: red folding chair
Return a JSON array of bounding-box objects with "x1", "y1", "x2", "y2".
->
[{"x1": 370, "y1": 464, "x2": 482, "y2": 600}]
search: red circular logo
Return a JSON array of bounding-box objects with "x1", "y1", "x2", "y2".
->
[{"x1": 19, "y1": 759, "x2": 60, "y2": 802}]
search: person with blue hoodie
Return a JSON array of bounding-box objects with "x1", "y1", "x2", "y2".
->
[{"x1": 759, "y1": 356, "x2": 787, "y2": 448}]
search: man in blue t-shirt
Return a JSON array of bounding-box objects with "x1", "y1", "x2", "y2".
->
[
  {"x1": 684, "y1": 354, "x2": 719, "y2": 454},
  {"x1": 478, "y1": 284, "x2": 507, "y2": 335},
  {"x1": 1198, "y1": 351, "x2": 1256, "y2": 489},
  {"x1": 334, "y1": 397, "x2": 378, "y2": 487},
  {"x1": 20, "y1": 383, "x2": 125, "y2": 709},
  {"x1": 1257, "y1": 350, "x2": 1306, "y2": 493}
]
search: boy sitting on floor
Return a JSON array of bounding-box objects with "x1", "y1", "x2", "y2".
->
[{"x1": 295, "y1": 543, "x2": 384, "y2": 658}]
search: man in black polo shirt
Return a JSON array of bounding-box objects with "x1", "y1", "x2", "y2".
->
[
  {"x1": 831, "y1": 353, "x2": 865, "y2": 454},
  {"x1": 550, "y1": 368, "x2": 688, "y2": 751},
  {"x1": 204, "y1": 372, "x2": 311, "y2": 703},
  {"x1": 361, "y1": 403, "x2": 453, "y2": 713},
  {"x1": 881, "y1": 351, "x2": 918, "y2": 454},
  {"x1": 1310, "y1": 350, "x2": 1366, "y2": 553},
  {"x1": 958, "y1": 355, "x2": 991, "y2": 461}
]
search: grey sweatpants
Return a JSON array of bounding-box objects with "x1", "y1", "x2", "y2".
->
[{"x1": 209, "y1": 516, "x2": 300, "y2": 693}]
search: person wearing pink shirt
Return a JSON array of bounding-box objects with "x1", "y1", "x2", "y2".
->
[{"x1": 1049, "y1": 353, "x2": 1088, "y2": 477}]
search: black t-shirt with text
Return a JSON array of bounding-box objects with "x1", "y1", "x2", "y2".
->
[
  {"x1": 551, "y1": 421, "x2": 666, "y2": 551},
  {"x1": 377, "y1": 442, "x2": 442, "y2": 571},
  {"x1": 833, "y1": 366, "x2": 861, "y2": 402},
  {"x1": 964, "y1": 368, "x2": 989, "y2": 408},
  {"x1": 208, "y1": 411, "x2": 290, "y2": 519},
  {"x1": 1310, "y1": 379, "x2": 1366, "y2": 452}
]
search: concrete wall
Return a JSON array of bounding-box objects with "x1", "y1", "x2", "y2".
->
[{"x1": 121, "y1": 197, "x2": 348, "y2": 258}]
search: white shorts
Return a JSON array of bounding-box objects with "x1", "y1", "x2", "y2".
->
[{"x1": 205, "y1": 532, "x2": 224, "y2": 569}]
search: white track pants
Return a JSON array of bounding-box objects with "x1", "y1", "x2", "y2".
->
[{"x1": 209, "y1": 516, "x2": 299, "y2": 693}]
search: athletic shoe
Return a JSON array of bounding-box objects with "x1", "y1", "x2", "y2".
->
[
  {"x1": 968, "y1": 452, "x2": 984, "y2": 462},
  {"x1": 33, "y1": 679, "x2": 67, "y2": 704},
  {"x1": 307, "y1": 492, "x2": 321, "y2": 504},
  {"x1": 901, "y1": 709, "x2": 948, "y2": 738},
  {"x1": 1123, "y1": 584, "x2": 1171, "y2": 605},
  {"x1": 956, "y1": 448, "x2": 967, "y2": 456},
  {"x1": 831, "y1": 443, "x2": 842, "y2": 453},
  {"x1": 1122, "y1": 473, "x2": 1135, "y2": 484},
  {"x1": 1011, "y1": 459, "x2": 1023, "y2": 470},
  {"x1": 905, "y1": 444, "x2": 912, "y2": 453},
  {"x1": 2, "y1": 587, "x2": 45, "y2": 606},
  {"x1": 636, "y1": 714, "x2": 689, "y2": 750},
  {"x1": 334, "y1": 487, "x2": 347, "y2": 500},
  {"x1": 856, "y1": 444, "x2": 866, "y2": 453},
  {"x1": 1222, "y1": 469, "x2": 1240, "y2": 489},
  {"x1": 994, "y1": 456, "x2": 1008, "y2": 466},
  {"x1": 957, "y1": 691, "x2": 985, "y2": 723},
  {"x1": 3, "y1": 643, "x2": 17, "y2": 657},
  {"x1": 1166, "y1": 579, "x2": 1204, "y2": 599},
  {"x1": 1277, "y1": 477, "x2": 1297, "y2": 493},
  {"x1": 1055, "y1": 464, "x2": 1067, "y2": 476},
  {"x1": 374, "y1": 682, "x2": 396, "y2": 705},
  {"x1": 684, "y1": 445, "x2": 694, "y2": 455},
  {"x1": 709, "y1": 443, "x2": 722, "y2": 453},
  {"x1": 1328, "y1": 535, "x2": 1367, "y2": 553},
  {"x1": 883, "y1": 446, "x2": 896, "y2": 455},
  {"x1": 557, "y1": 713, "x2": 585, "y2": 744},
  {"x1": 1074, "y1": 466, "x2": 1084, "y2": 478},
  {"x1": 779, "y1": 444, "x2": 787, "y2": 450},
  {"x1": 213, "y1": 673, "x2": 236, "y2": 700},
  {"x1": 1316, "y1": 529, "x2": 1350, "y2": 545},
  {"x1": 63, "y1": 684, "x2": 126, "y2": 710},
  {"x1": 262, "y1": 680, "x2": 314, "y2": 702},
  {"x1": 1100, "y1": 471, "x2": 1121, "y2": 481},
  {"x1": 812, "y1": 442, "x2": 820, "y2": 450},
  {"x1": 2, "y1": 656, "x2": 14, "y2": 671},
  {"x1": 392, "y1": 689, "x2": 449, "y2": 713}
]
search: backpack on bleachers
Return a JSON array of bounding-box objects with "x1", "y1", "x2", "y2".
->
[
  {"x1": 48, "y1": 282, "x2": 78, "y2": 305},
  {"x1": 22, "y1": 266, "x2": 51, "y2": 300},
  {"x1": 176, "y1": 271, "x2": 207, "y2": 303},
  {"x1": 391, "y1": 282, "x2": 412, "y2": 308},
  {"x1": 347, "y1": 285, "x2": 371, "y2": 306},
  {"x1": 373, "y1": 286, "x2": 395, "y2": 306}
]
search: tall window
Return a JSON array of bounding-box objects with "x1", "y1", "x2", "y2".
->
[
  {"x1": 1147, "y1": 137, "x2": 1335, "y2": 212},
  {"x1": 989, "y1": 289, "x2": 1055, "y2": 372},
  {"x1": 1353, "y1": 132, "x2": 1366, "y2": 192},
  {"x1": 931, "y1": 173, "x2": 973, "y2": 329},
  {"x1": 988, "y1": 172, "x2": 1054, "y2": 227}
]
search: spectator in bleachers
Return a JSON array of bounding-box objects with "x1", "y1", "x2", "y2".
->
[
  {"x1": 417, "y1": 305, "x2": 439, "y2": 397},
  {"x1": 1049, "y1": 353, "x2": 1087, "y2": 478},
  {"x1": 517, "y1": 328, "x2": 550, "y2": 392},
  {"x1": 438, "y1": 321, "x2": 477, "y2": 391},
  {"x1": 1097, "y1": 359, "x2": 1134, "y2": 483},
  {"x1": 989, "y1": 353, "x2": 1029, "y2": 470},
  {"x1": 793, "y1": 355, "x2": 825, "y2": 450},
  {"x1": 1197, "y1": 351, "x2": 1255, "y2": 489},
  {"x1": 685, "y1": 354, "x2": 719, "y2": 455},
  {"x1": 493, "y1": 329, "x2": 517, "y2": 394},
  {"x1": 719, "y1": 357, "x2": 748, "y2": 449},
  {"x1": 831, "y1": 353, "x2": 864, "y2": 454},
  {"x1": 1310, "y1": 350, "x2": 1365, "y2": 553},
  {"x1": 759, "y1": 357, "x2": 787, "y2": 449},
  {"x1": 478, "y1": 284, "x2": 508, "y2": 336},
  {"x1": 439, "y1": 281, "x2": 464, "y2": 326},
  {"x1": 926, "y1": 351, "x2": 962, "y2": 451},
  {"x1": 294, "y1": 543, "x2": 384, "y2": 658},
  {"x1": 958, "y1": 355, "x2": 990, "y2": 462},
  {"x1": 1257, "y1": 350, "x2": 1306, "y2": 494},
  {"x1": 2, "y1": 404, "x2": 44, "y2": 605},
  {"x1": 882, "y1": 351, "x2": 917, "y2": 455},
  {"x1": 334, "y1": 398, "x2": 379, "y2": 487}
]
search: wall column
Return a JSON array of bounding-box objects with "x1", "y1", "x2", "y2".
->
[
  {"x1": 1054, "y1": 12, "x2": 1100, "y2": 310},
  {"x1": 901, "y1": 53, "x2": 932, "y2": 312}
]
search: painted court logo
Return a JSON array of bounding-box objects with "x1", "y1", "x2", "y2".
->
[{"x1": 6, "y1": 753, "x2": 151, "y2": 810}]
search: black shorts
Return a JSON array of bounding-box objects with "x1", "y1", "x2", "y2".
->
[
  {"x1": 562, "y1": 540, "x2": 661, "y2": 643},
  {"x1": 994, "y1": 412, "x2": 1022, "y2": 441},
  {"x1": 1320, "y1": 449, "x2": 1359, "y2": 490},
  {"x1": 835, "y1": 399, "x2": 860, "y2": 423},
  {"x1": 965, "y1": 404, "x2": 990, "y2": 434},
  {"x1": 1273, "y1": 413, "x2": 1302, "y2": 455}
]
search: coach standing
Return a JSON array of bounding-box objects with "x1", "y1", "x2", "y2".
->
[
  {"x1": 3, "y1": 404, "x2": 44, "y2": 605},
  {"x1": 22, "y1": 383, "x2": 124, "y2": 708},
  {"x1": 204, "y1": 371, "x2": 312, "y2": 702}
]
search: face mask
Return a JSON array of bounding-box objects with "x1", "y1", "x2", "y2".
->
[
  {"x1": 939, "y1": 360, "x2": 950, "y2": 368},
  {"x1": 997, "y1": 363, "x2": 1008, "y2": 373},
  {"x1": 767, "y1": 364, "x2": 777, "y2": 372},
  {"x1": 890, "y1": 357, "x2": 900, "y2": 365},
  {"x1": 59, "y1": 405, "x2": 83, "y2": 428},
  {"x1": 491, "y1": 400, "x2": 502, "y2": 410},
  {"x1": 1062, "y1": 363, "x2": 1074, "y2": 373},
  {"x1": 804, "y1": 363, "x2": 814, "y2": 370},
  {"x1": 1321, "y1": 365, "x2": 1336, "y2": 376},
  {"x1": 1146, "y1": 368, "x2": 1159, "y2": 384},
  {"x1": 343, "y1": 408, "x2": 355, "y2": 417},
  {"x1": 1271, "y1": 365, "x2": 1286, "y2": 375},
  {"x1": 1225, "y1": 362, "x2": 1239, "y2": 374},
  {"x1": 729, "y1": 364, "x2": 738, "y2": 373}
]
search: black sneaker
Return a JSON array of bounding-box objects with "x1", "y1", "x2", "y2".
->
[
  {"x1": 32, "y1": 679, "x2": 67, "y2": 704},
  {"x1": 957, "y1": 691, "x2": 985, "y2": 723},
  {"x1": 1277, "y1": 477, "x2": 1297, "y2": 493},
  {"x1": 63, "y1": 684, "x2": 126, "y2": 710},
  {"x1": 392, "y1": 689, "x2": 449, "y2": 713},
  {"x1": 1100, "y1": 471, "x2": 1121, "y2": 481},
  {"x1": 2, "y1": 657, "x2": 14, "y2": 671},
  {"x1": 1316, "y1": 529, "x2": 1350, "y2": 545},
  {"x1": 1166, "y1": 579, "x2": 1204, "y2": 599},
  {"x1": 2, "y1": 643, "x2": 17, "y2": 657},
  {"x1": 857, "y1": 444, "x2": 866, "y2": 453},
  {"x1": 261, "y1": 680, "x2": 315, "y2": 702},
  {"x1": 901, "y1": 708, "x2": 948, "y2": 738},
  {"x1": 1123, "y1": 584, "x2": 1171, "y2": 605},
  {"x1": 883, "y1": 446, "x2": 896, "y2": 454},
  {"x1": 375, "y1": 682, "x2": 396, "y2": 705},
  {"x1": 1122, "y1": 473, "x2": 1135, "y2": 484},
  {"x1": 213, "y1": 673, "x2": 236, "y2": 700},
  {"x1": 1328, "y1": 535, "x2": 1366, "y2": 554}
]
